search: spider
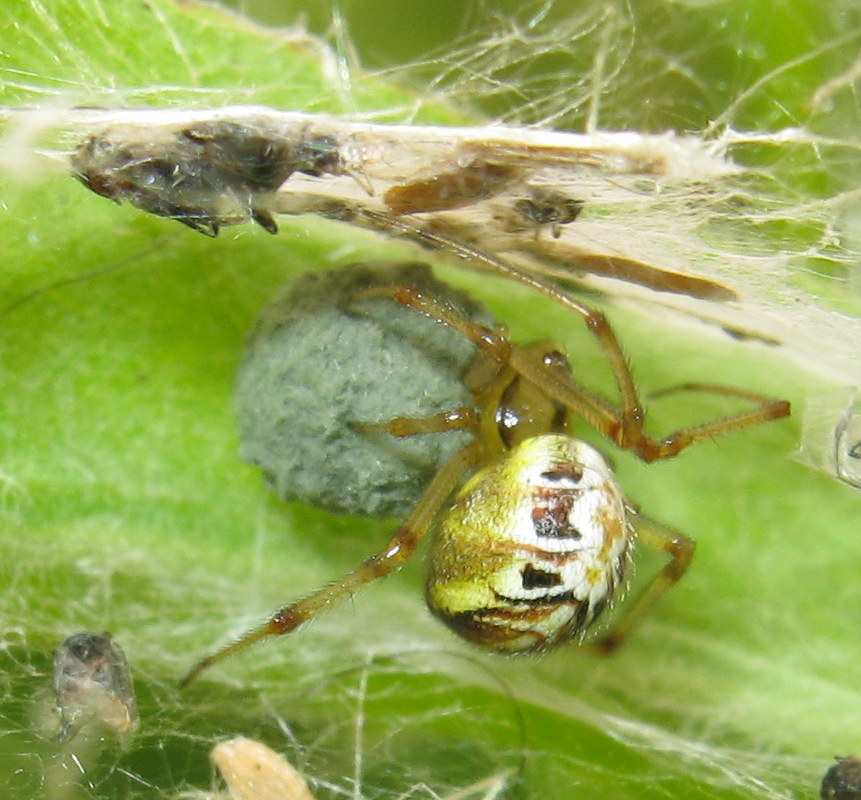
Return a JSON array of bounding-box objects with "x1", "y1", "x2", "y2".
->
[{"x1": 180, "y1": 278, "x2": 790, "y2": 685}]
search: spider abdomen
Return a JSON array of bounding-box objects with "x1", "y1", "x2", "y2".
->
[{"x1": 426, "y1": 434, "x2": 630, "y2": 653}]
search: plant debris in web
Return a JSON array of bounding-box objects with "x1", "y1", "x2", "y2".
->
[{"x1": 66, "y1": 107, "x2": 737, "y2": 303}]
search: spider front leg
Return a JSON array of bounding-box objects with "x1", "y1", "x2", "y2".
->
[
  {"x1": 633, "y1": 383, "x2": 791, "y2": 461},
  {"x1": 180, "y1": 441, "x2": 482, "y2": 686},
  {"x1": 593, "y1": 508, "x2": 695, "y2": 653}
]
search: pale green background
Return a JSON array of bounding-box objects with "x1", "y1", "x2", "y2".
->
[{"x1": 1, "y1": 1, "x2": 860, "y2": 799}]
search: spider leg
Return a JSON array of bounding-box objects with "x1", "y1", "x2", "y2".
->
[
  {"x1": 650, "y1": 382, "x2": 787, "y2": 403},
  {"x1": 634, "y1": 382, "x2": 791, "y2": 461},
  {"x1": 350, "y1": 407, "x2": 479, "y2": 437},
  {"x1": 180, "y1": 441, "x2": 482, "y2": 687},
  {"x1": 593, "y1": 508, "x2": 695, "y2": 653}
]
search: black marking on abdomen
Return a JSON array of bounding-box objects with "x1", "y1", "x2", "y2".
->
[{"x1": 521, "y1": 563, "x2": 563, "y2": 590}]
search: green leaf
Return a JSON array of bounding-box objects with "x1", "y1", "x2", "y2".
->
[{"x1": 1, "y1": 1, "x2": 860, "y2": 799}]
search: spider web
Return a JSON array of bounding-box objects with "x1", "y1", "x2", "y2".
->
[{"x1": 0, "y1": 1, "x2": 860, "y2": 799}]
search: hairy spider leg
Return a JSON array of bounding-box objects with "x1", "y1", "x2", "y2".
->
[
  {"x1": 180, "y1": 441, "x2": 482, "y2": 687},
  {"x1": 592, "y1": 509, "x2": 695, "y2": 652},
  {"x1": 641, "y1": 382, "x2": 791, "y2": 458}
]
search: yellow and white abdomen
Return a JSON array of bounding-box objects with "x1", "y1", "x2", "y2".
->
[{"x1": 426, "y1": 434, "x2": 629, "y2": 653}]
